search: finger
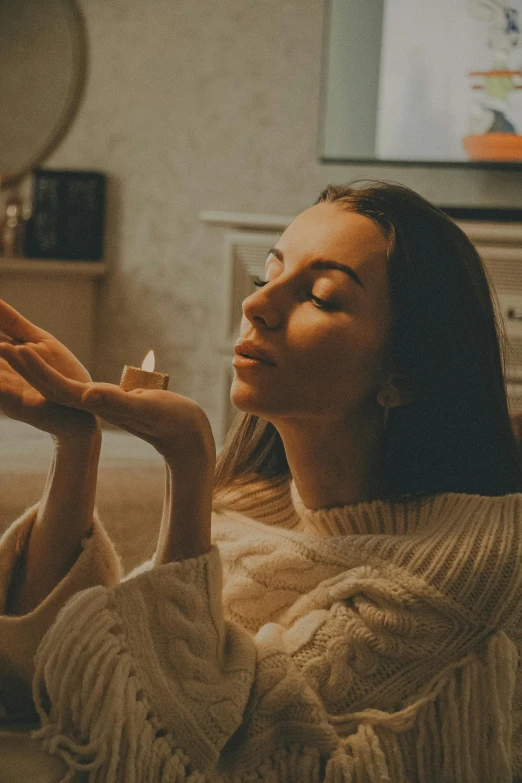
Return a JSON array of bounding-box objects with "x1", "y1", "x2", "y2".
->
[
  {"x1": 0, "y1": 344, "x2": 86, "y2": 407},
  {"x1": 0, "y1": 343, "x2": 24, "y2": 368},
  {"x1": 0, "y1": 358, "x2": 27, "y2": 417},
  {"x1": 0, "y1": 344, "x2": 150, "y2": 423},
  {"x1": 0, "y1": 330, "x2": 26, "y2": 346},
  {"x1": 0, "y1": 353, "x2": 20, "y2": 378},
  {"x1": 0, "y1": 300, "x2": 49, "y2": 343},
  {"x1": 81, "y1": 384, "x2": 157, "y2": 423},
  {"x1": 0, "y1": 357, "x2": 22, "y2": 395}
]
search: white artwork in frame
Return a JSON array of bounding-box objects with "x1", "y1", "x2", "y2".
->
[{"x1": 321, "y1": 0, "x2": 522, "y2": 164}]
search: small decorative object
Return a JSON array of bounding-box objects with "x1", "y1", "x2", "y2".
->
[
  {"x1": 1, "y1": 194, "x2": 26, "y2": 257},
  {"x1": 24, "y1": 169, "x2": 106, "y2": 260},
  {"x1": 120, "y1": 350, "x2": 169, "y2": 392},
  {"x1": 3, "y1": 197, "x2": 25, "y2": 256}
]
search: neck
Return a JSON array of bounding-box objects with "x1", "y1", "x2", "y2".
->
[{"x1": 272, "y1": 408, "x2": 384, "y2": 510}]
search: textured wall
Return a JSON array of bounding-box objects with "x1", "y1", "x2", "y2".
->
[{"x1": 43, "y1": 0, "x2": 522, "y2": 439}]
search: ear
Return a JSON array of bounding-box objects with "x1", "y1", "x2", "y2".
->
[{"x1": 377, "y1": 375, "x2": 416, "y2": 409}]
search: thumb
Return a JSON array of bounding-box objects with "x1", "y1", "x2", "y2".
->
[
  {"x1": 81, "y1": 383, "x2": 149, "y2": 415},
  {"x1": 81, "y1": 384, "x2": 124, "y2": 407}
]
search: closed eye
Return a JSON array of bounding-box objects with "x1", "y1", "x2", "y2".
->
[
  {"x1": 310, "y1": 295, "x2": 336, "y2": 311},
  {"x1": 252, "y1": 276, "x2": 337, "y2": 311}
]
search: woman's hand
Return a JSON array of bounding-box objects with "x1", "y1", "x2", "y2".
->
[
  {"x1": 0, "y1": 340, "x2": 217, "y2": 563},
  {"x1": 0, "y1": 300, "x2": 98, "y2": 440},
  {"x1": 0, "y1": 337, "x2": 216, "y2": 468},
  {"x1": 0, "y1": 302, "x2": 104, "y2": 613}
]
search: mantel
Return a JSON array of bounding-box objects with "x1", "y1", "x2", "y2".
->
[
  {"x1": 200, "y1": 209, "x2": 522, "y2": 247},
  {"x1": 0, "y1": 258, "x2": 107, "y2": 276},
  {"x1": 199, "y1": 211, "x2": 295, "y2": 232}
]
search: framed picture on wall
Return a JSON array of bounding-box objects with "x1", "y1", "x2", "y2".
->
[
  {"x1": 320, "y1": 0, "x2": 522, "y2": 166},
  {"x1": 24, "y1": 169, "x2": 106, "y2": 260}
]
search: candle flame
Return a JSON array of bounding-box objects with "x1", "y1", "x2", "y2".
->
[{"x1": 141, "y1": 350, "x2": 155, "y2": 372}]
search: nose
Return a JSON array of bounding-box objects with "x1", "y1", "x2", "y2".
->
[{"x1": 241, "y1": 286, "x2": 281, "y2": 330}]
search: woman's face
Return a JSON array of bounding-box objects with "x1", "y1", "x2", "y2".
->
[{"x1": 231, "y1": 202, "x2": 394, "y2": 425}]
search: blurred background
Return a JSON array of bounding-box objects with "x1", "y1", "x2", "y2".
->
[
  {"x1": 2, "y1": 0, "x2": 522, "y2": 566},
  {"x1": 3, "y1": 0, "x2": 522, "y2": 531}
]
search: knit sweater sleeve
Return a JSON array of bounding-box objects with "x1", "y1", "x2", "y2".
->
[
  {"x1": 0, "y1": 503, "x2": 122, "y2": 722},
  {"x1": 29, "y1": 510, "x2": 520, "y2": 783}
]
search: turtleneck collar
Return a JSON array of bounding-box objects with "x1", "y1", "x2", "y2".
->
[
  {"x1": 213, "y1": 473, "x2": 438, "y2": 537},
  {"x1": 213, "y1": 473, "x2": 520, "y2": 540},
  {"x1": 289, "y1": 477, "x2": 434, "y2": 536}
]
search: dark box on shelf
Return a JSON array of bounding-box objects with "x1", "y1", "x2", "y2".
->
[{"x1": 24, "y1": 169, "x2": 106, "y2": 261}]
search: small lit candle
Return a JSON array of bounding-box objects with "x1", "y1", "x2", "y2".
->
[{"x1": 120, "y1": 350, "x2": 169, "y2": 391}]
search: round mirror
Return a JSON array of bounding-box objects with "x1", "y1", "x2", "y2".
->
[{"x1": 0, "y1": 0, "x2": 87, "y2": 187}]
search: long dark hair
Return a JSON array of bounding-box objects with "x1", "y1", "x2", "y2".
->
[{"x1": 214, "y1": 181, "x2": 522, "y2": 500}]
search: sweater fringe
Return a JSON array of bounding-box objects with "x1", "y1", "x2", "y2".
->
[
  {"x1": 30, "y1": 587, "x2": 202, "y2": 783},
  {"x1": 211, "y1": 632, "x2": 518, "y2": 782},
  {"x1": 322, "y1": 630, "x2": 518, "y2": 783}
]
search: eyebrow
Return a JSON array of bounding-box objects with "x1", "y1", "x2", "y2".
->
[{"x1": 266, "y1": 247, "x2": 364, "y2": 289}]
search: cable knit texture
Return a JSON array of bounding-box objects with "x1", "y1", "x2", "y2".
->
[
  {"x1": 0, "y1": 503, "x2": 122, "y2": 722},
  {"x1": 1, "y1": 477, "x2": 522, "y2": 782}
]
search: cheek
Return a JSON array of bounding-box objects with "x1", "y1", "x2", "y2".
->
[
  {"x1": 288, "y1": 317, "x2": 376, "y2": 369},
  {"x1": 293, "y1": 320, "x2": 388, "y2": 399}
]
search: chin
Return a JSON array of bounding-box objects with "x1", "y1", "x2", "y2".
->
[
  {"x1": 230, "y1": 394, "x2": 263, "y2": 416},
  {"x1": 231, "y1": 400, "x2": 287, "y2": 428},
  {"x1": 230, "y1": 385, "x2": 271, "y2": 418},
  {"x1": 231, "y1": 376, "x2": 297, "y2": 421}
]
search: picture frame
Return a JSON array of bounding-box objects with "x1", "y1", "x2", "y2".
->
[
  {"x1": 319, "y1": 0, "x2": 522, "y2": 167},
  {"x1": 24, "y1": 169, "x2": 106, "y2": 261}
]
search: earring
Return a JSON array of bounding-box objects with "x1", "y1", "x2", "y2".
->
[
  {"x1": 377, "y1": 387, "x2": 393, "y2": 431},
  {"x1": 380, "y1": 403, "x2": 389, "y2": 430}
]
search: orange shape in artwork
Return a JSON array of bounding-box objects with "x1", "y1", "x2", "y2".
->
[{"x1": 463, "y1": 133, "x2": 522, "y2": 161}]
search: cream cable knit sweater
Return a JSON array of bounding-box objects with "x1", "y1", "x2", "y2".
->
[{"x1": 1, "y1": 476, "x2": 522, "y2": 782}]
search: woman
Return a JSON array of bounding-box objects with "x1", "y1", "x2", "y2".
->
[{"x1": 0, "y1": 181, "x2": 522, "y2": 782}]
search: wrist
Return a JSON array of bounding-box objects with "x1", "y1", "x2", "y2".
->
[
  {"x1": 161, "y1": 421, "x2": 216, "y2": 473},
  {"x1": 163, "y1": 445, "x2": 215, "y2": 479},
  {"x1": 52, "y1": 416, "x2": 102, "y2": 449},
  {"x1": 156, "y1": 457, "x2": 214, "y2": 565}
]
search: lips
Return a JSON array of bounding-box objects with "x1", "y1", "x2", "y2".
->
[{"x1": 234, "y1": 340, "x2": 275, "y2": 365}]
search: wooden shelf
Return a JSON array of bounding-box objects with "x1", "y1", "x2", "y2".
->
[
  {"x1": 0, "y1": 258, "x2": 107, "y2": 276},
  {"x1": 0, "y1": 259, "x2": 105, "y2": 372}
]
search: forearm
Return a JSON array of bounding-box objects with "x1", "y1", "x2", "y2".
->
[
  {"x1": 6, "y1": 422, "x2": 102, "y2": 615},
  {"x1": 154, "y1": 453, "x2": 214, "y2": 565}
]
